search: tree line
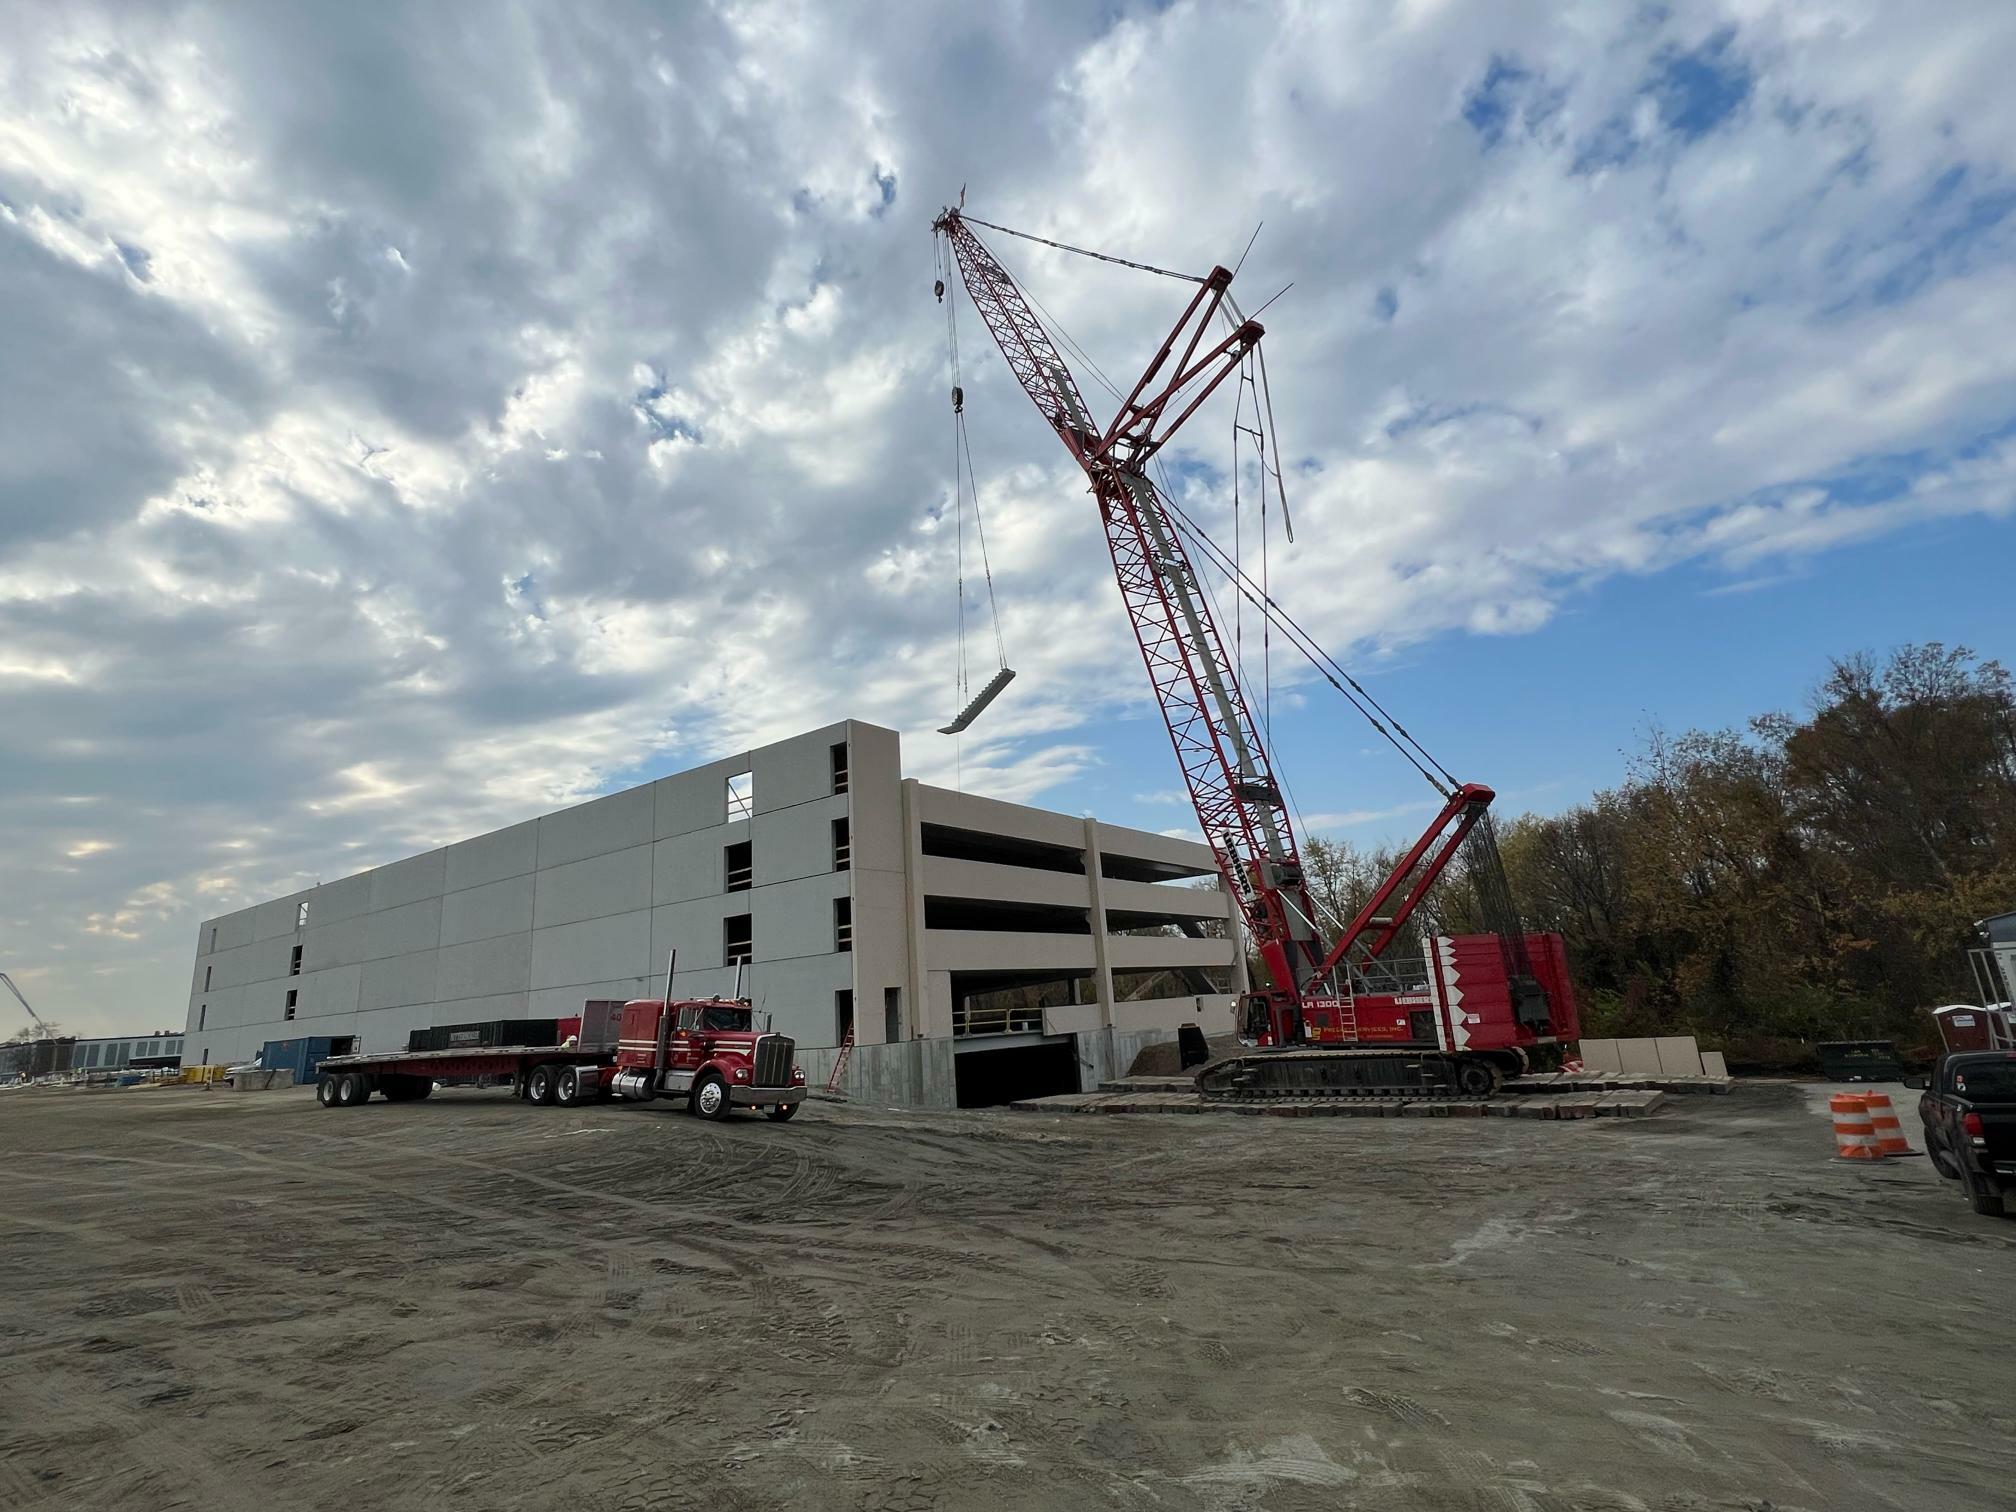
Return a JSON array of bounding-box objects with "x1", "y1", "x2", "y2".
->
[{"x1": 1298, "y1": 644, "x2": 2016, "y2": 1070}]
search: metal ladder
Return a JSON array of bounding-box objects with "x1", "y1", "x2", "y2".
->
[{"x1": 824, "y1": 1025, "x2": 855, "y2": 1095}]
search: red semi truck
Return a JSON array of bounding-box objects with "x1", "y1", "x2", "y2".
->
[{"x1": 310, "y1": 994, "x2": 807, "y2": 1121}]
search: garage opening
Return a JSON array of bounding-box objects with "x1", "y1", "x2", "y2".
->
[{"x1": 954, "y1": 1038, "x2": 1080, "y2": 1108}]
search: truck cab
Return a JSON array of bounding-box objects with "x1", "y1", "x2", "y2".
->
[
  {"x1": 1917, "y1": 1051, "x2": 2016, "y2": 1218},
  {"x1": 610, "y1": 997, "x2": 806, "y2": 1121}
]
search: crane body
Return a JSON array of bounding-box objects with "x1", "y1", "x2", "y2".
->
[{"x1": 933, "y1": 208, "x2": 1578, "y2": 1096}]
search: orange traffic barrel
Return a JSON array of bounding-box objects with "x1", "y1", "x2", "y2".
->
[
  {"x1": 1860, "y1": 1091, "x2": 1915, "y2": 1157},
  {"x1": 1830, "y1": 1093, "x2": 1878, "y2": 1160}
]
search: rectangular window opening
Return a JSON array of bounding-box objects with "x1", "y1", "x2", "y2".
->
[
  {"x1": 284, "y1": 988, "x2": 298, "y2": 1022},
  {"x1": 884, "y1": 986, "x2": 901, "y2": 1043},
  {"x1": 724, "y1": 839, "x2": 753, "y2": 893},
  {"x1": 198, "y1": 1004, "x2": 206, "y2": 1031},
  {"x1": 208, "y1": 926, "x2": 218, "y2": 953},
  {"x1": 723, "y1": 913, "x2": 753, "y2": 968},
  {"x1": 203, "y1": 965, "x2": 212, "y2": 991},
  {"x1": 830, "y1": 741, "x2": 850, "y2": 795},
  {"x1": 834, "y1": 896, "x2": 853, "y2": 953},
  {"x1": 832, "y1": 816, "x2": 851, "y2": 872},
  {"x1": 289, "y1": 944, "x2": 303, "y2": 977},
  {"x1": 296, "y1": 900, "x2": 309, "y2": 928},
  {"x1": 835, "y1": 989, "x2": 854, "y2": 1045},
  {"x1": 726, "y1": 770, "x2": 754, "y2": 822}
]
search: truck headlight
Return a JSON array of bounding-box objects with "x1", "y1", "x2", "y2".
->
[{"x1": 733, "y1": 1067, "x2": 748, "y2": 1080}]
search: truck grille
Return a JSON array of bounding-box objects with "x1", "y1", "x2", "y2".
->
[{"x1": 752, "y1": 1033, "x2": 795, "y2": 1088}]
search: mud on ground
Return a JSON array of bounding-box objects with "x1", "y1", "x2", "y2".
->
[{"x1": 0, "y1": 1082, "x2": 2010, "y2": 1510}]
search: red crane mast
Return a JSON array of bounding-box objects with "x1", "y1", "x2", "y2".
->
[{"x1": 933, "y1": 207, "x2": 1577, "y2": 1094}]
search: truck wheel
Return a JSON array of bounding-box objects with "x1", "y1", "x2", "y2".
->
[
  {"x1": 316, "y1": 1074, "x2": 340, "y2": 1109},
  {"x1": 411, "y1": 1079, "x2": 434, "y2": 1100},
  {"x1": 690, "y1": 1074, "x2": 732, "y2": 1121},
  {"x1": 556, "y1": 1066, "x2": 584, "y2": 1106},
  {"x1": 1968, "y1": 1186, "x2": 2007, "y2": 1218},
  {"x1": 335, "y1": 1072, "x2": 369, "y2": 1107},
  {"x1": 1929, "y1": 1143, "x2": 1961, "y2": 1180},
  {"x1": 766, "y1": 1102, "x2": 798, "y2": 1123},
  {"x1": 527, "y1": 1064, "x2": 558, "y2": 1106}
]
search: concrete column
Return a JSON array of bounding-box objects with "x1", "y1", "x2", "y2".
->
[
  {"x1": 1082, "y1": 816, "x2": 1118, "y2": 1028},
  {"x1": 900, "y1": 778, "x2": 939, "y2": 1038}
]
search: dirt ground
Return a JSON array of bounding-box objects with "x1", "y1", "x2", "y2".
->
[{"x1": 1, "y1": 1082, "x2": 2011, "y2": 1512}]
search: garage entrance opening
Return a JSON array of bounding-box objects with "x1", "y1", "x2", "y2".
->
[{"x1": 955, "y1": 1038, "x2": 1080, "y2": 1108}]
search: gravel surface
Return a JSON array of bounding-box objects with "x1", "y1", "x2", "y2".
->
[{"x1": 1, "y1": 1080, "x2": 2011, "y2": 1510}]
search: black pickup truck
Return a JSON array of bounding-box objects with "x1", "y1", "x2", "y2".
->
[{"x1": 1917, "y1": 1052, "x2": 2016, "y2": 1218}]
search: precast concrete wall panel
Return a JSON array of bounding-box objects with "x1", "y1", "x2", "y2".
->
[
  {"x1": 308, "y1": 871, "x2": 375, "y2": 926},
  {"x1": 654, "y1": 753, "x2": 752, "y2": 840},
  {"x1": 752, "y1": 796, "x2": 847, "y2": 883},
  {"x1": 359, "y1": 951, "x2": 440, "y2": 1014},
  {"x1": 746, "y1": 954, "x2": 855, "y2": 1044},
  {"x1": 306, "y1": 913, "x2": 369, "y2": 972},
  {"x1": 252, "y1": 895, "x2": 303, "y2": 942},
  {"x1": 846, "y1": 722, "x2": 904, "y2": 873},
  {"x1": 924, "y1": 929, "x2": 1098, "y2": 973},
  {"x1": 653, "y1": 829, "x2": 727, "y2": 905},
  {"x1": 533, "y1": 843, "x2": 653, "y2": 930},
  {"x1": 919, "y1": 856, "x2": 1090, "y2": 908},
  {"x1": 531, "y1": 909, "x2": 652, "y2": 993},
  {"x1": 296, "y1": 964, "x2": 363, "y2": 1019},
  {"x1": 435, "y1": 932, "x2": 533, "y2": 1004},
  {"x1": 649, "y1": 895, "x2": 738, "y2": 971},
  {"x1": 210, "y1": 908, "x2": 257, "y2": 954},
  {"x1": 536, "y1": 785, "x2": 654, "y2": 871},
  {"x1": 443, "y1": 819, "x2": 538, "y2": 894},
  {"x1": 365, "y1": 897, "x2": 443, "y2": 962},
  {"x1": 370, "y1": 849, "x2": 447, "y2": 913},
  {"x1": 439, "y1": 872, "x2": 535, "y2": 948},
  {"x1": 915, "y1": 785, "x2": 1087, "y2": 850},
  {"x1": 426, "y1": 990, "x2": 530, "y2": 1023},
  {"x1": 753, "y1": 721, "x2": 846, "y2": 813},
  {"x1": 751, "y1": 873, "x2": 853, "y2": 963},
  {"x1": 1106, "y1": 936, "x2": 1233, "y2": 971}
]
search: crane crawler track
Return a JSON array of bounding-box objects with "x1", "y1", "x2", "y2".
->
[{"x1": 1195, "y1": 1048, "x2": 1472, "y2": 1101}]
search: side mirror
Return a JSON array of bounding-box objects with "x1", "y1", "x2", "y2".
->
[{"x1": 1902, "y1": 1073, "x2": 1930, "y2": 1091}]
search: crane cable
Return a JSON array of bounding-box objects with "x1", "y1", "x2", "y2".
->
[
  {"x1": 935, "y1": 235, "x2": 1010, "y2": 702},
  {"x1": 957, "y1": 211, "x2": 1207, "y2": 284},
  {"x1": 960, "y1": 218, "x2": 1460, "y2": 796}
]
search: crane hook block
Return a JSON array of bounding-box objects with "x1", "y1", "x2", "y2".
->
[
  {"x1": 951, "y1": 384, "x2": 964, "y2": 413},
  {"x1": 934, "y1": 278, "x2": 945, "y2": 302}
]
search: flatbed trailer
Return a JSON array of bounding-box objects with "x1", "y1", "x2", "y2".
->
[{"x1": 310, "y1": 991, "x2": 808, "y2": 1121}]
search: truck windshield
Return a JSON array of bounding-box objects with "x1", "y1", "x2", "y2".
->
[
  {"x1": 1950, "y1": 1060, "x2": 2016, "y2": 1099},
  {"x1": 699, "y1": 1005, "x2": 752, "y2": 1031}
]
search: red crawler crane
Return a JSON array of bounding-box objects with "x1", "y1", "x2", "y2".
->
[{"x1": 933, "y1": 208, "x2": 1577, "y2": 1096}]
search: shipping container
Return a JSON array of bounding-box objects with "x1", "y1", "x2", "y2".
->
[{"x1": 258, "y1": 1036, "x2": 356, "y2": 1086}]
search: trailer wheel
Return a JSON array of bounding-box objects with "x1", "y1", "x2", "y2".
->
[
  {"x1": 766, "y1": 1102, "x2": 798, "y2": 1123},
  {"x1": 527, "y1": 1063, "x2": 558, "y2": 1106},
  {"x1": 316, "y1": 1074, "x2": 340, "y2": 1109},
  {"x1": 1454, "y1": 1058, "x2": 1502, "y2": 1097},
  {"x1": 335, "y1": 1072, "x2": 370, "y2": 1107},
  {"x1": 411, "y1": 1079, "x2": 434, "y2": 1101},
  {"x1": 690, "y1": 1073, "x2": 731, "y2": 1121},
  {"x1": 555, "y1": 1066, "x2": 585, "y2": 1107}
]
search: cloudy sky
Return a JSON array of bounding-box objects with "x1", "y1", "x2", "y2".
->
[{"x1": 4, "y1": 1, "x2": 2013, "y2": 1037}]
